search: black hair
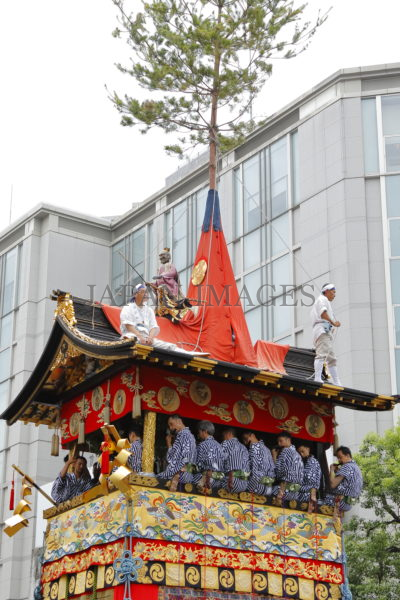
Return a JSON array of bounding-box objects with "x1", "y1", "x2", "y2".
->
[
  {"x1": 127, "y1": 425, "x2": 142, "y2": 438},
  {"x1": 222, "y1": 427, "x2": 236, "y2": 436},
  {"x1": 277, "y1": 431, "x2": 292, "y2": 440},
  {"x1": 336, "y1": 446, "x2": 352, "y2": 458}
]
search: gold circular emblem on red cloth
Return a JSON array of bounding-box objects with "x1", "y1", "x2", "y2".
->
[{"x1": 191, "y1": 259, "x2": 207, "y2": 285}]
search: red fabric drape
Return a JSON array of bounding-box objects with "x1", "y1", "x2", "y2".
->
[{"x1": 254, "y1": 340, "x2": 290, "y2": 374}]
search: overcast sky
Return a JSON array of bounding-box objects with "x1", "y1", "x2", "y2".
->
[{"x1": 0, "y1": 0, "x2": 399, "y2": 232}]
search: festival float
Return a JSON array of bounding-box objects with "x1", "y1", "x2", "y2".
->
[{"x1": 1, "y1": 190, "x2": 396, "y2": 600}]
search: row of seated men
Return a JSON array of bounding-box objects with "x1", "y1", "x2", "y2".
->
[{"x1": 51, "y1": 414, "x2": 363, "y2": 512}]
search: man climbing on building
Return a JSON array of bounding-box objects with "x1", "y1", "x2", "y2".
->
[{"x1": 311, "y1": 282, "x2": 341, "y2": 385}]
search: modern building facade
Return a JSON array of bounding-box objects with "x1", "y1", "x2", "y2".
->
[{"x1": 0, "y1": 62, "x2": 400, "y2": 599}]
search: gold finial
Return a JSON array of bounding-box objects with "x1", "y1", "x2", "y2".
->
[{"x1": 52, "y1": 291, "x2": 77, "y2": 327}]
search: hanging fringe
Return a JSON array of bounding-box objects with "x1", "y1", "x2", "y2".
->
[
  {"x1": 78, "y1": 419, "x2": 85, "y2": 445},
  {"x1": 9, "y1": 471, "x2": 15, "y2": 511},
  {"x1": 132, "y1": 366, "x2": 142, "y2": 418},
  {"x1": 51, "y1": 431, "x2": 60, "y2": 456}
]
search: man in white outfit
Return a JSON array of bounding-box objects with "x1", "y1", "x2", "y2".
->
[
  {"x1": 311, "y1": 283, "x2": 341, "y2": 385},
  {"x1": 120, "y1": 283, "x2": 206, "y2": 355}
]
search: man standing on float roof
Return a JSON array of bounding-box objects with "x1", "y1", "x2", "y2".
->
[{"x1": 311, "y1": 283, "x2": 341, "y2": 385}]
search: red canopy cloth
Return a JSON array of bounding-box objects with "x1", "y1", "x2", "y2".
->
[
  {"x1": 254, "y1": 340, "x2": 289, "y2": 374},
  {"x1": 103, "y1": 190, "x2": 258, "y2": 367}
]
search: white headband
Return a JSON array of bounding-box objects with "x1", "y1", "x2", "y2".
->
[{"x1": 321, "y1": 283, "x2": 335, "y2": 292}]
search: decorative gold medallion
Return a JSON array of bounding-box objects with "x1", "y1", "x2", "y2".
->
[
  {"x1": 191, "y1": 259, "x2": 207, "y2": 285},
  {"x1": 69, "y1": 413, "x2": 80, "y2": 437},
  {"x1": 315, "y1": 582, "x2": 330, "y2": 600},
  {"x1": 189, "y1": 380, "x2": 211, "y2": 406},
  {"x1": 157, "y1": 387, "x2": 180, "y2": 412},
  {"x1": 85, "y1": 569, "x2": 95, "y2": 589},
  {"x1": 268, "y1": 395, "x2": 289, "y2": 420},
  {"x1": 219, "y1": 569, "x2": 234, "y2": 589},
  {"x1": 305, "y1": 414, "x2": 326, "y2": 438},
  {"x1": 91, "y1": 386, "x2": 104, "y2": 411},
  {"x1": 50, "y1": 581, "x2": 58, "y2": 600},
  {"x1": 186, "y1": 565, "x2": 201, "y2": 586},
  {"x1": 113, "y1": 389, "x2": 126, "y2": 415},
  {"x1": 104, "y1": 566, "x2": 115, "y2": 585},
  {"x1": 68, "y1": 575, "x2": 76, "y2": 596},
  {"x1": 233, "y1": 400, "x2": 254, "y2": 424},
  {"x1": 284, "y1": 576, "x2": 299, "y2": 596},
  {"x1": 253, "y1": 572, "x2": 268, "y2": 592},
  {"x1": 149, "y1": 563, "x2": 165, "y2": 583}
]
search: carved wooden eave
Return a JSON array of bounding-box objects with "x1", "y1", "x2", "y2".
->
[{"x1": 1, "y1": 293, "x2": 398, "y2": 428}]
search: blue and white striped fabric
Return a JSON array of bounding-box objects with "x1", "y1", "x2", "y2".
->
[
  {"x1": 324, "y1": 460, "x2": 363, "y2": 510},
  {"x1": 193, "y1": 436, "x2": 225, "y2": 490},
  {"x1": 247, "y1": 440, "x2": 275, "y2": 496},
  {"x1": 157, "y1": 427, "x2": 196, "y2": 484},
  {"x1": 127, "y1": 439, "x2": 142, "y2": 472},
  {"x1": 275, "y1": 445, "x2": 304, "y2": 484},
  {"x1": 297, "y1": 455, "x2": 322, "y2": 502},
  {"x1": 51, "y1": 473, "x2": 94, "y2": 504},
  {"x1": 272, "y1": 444, "x2": 304, "y2": 501},
  {"x1": 221, "y1": 437, "x2": 250, "y2": 493}
]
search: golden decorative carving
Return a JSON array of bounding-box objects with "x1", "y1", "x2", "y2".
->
[
  {"x1": 253, "y1": 572, "x2": 268, "y2": 592},
  {"x1": 157, "y1": 387, "x2": 180, "y2": 412},
  {"x1": 54, "y1": 293, "x2": 77, "y2": 327},
  {"x1": 268, "y1": 395, "x2": 289, "y2": 420},
  {"x1": 113, "y1": 390, "x2": 126, "y2": 415},
  {"x1": 191, "y1": 259, "x2": 207, "y2": 285},
  {"x1": 305, "y1": 414, "x2": 326, "y2": 438},
  {"x1": 129, "y1": 474, "x2": 158, "y2": 487},
  {"x1": 204, "y1": 403, "x2": 232, "y2": 421},
  {"x1": 142, "y1": 411, "x2": 157, "y2": 473},
  {"x1": 277, "y1": 416, "x2": 303, "y2": 434},
  {"x1": 91, "y1": 387, "x2": 104, "y2": 411},
  {"x1": 189, "y1": 380, "x2": 211, "y2": 406},
  {"x1": 233, "y1": 399, "x2": 254, "y2": 424}
]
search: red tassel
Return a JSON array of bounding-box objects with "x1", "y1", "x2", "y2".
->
[
  {"x1": 101, "y1": 442, "x2": 110, "y2": 475},
  {"x1": 9, "y1": 473, "x2": 15, "y2": 511}
]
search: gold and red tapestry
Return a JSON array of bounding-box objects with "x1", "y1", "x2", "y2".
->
[{"x1": 60, "y1": 366, "x2": 334, "y2": 444}]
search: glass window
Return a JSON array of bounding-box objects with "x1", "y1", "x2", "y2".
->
[
  {"x1": 271, "y1": 254, "x2": 291, "y2": 297},
  {"x1": 386, "y1": 175, "x2": 400, "y2": 217},
  {"x1": 2, "y1": 247, "x2": 18, "y2": 316},
  {"x1": 0, "y1": 314, "x2": 13, "y2": 350},
  {"x1": 270, "y1": 137, "x2": 288, "y2": 218},
  {"x1": 394, "y1": 306, "x2": 400, "y2": 346},
  {"x1": 243, "y1": 269, "x2": 261, "y2": 311},
  {"x1": 382, "y1": 95, "x2": 400, "y2": 136},
  {"x1": 390, "y1": 259, "x2": 400, "y2": 304},
  {"x1": 291, "y1": 131, "x2": 300, "y2": 204},
  {"x1": 243, "y1": 154, "x2": 262, "y2": 233},
  {"x1": 361, "y1": 98, "x2": 379, "y2": 174},
  {"x1": 245, "y1": 307, "x2": 262, "y2": 343},
  {"x1": 389, "y1": 220, "x2": 400, "y2": 256},
  {"x1": 164, "y1": 210, "x2": 172, "y2": 251},
  {"x1": 385, "y1": 136, "x2": 400, "y2": 172},
  {"x1": 173, "y1": 200, "x2": 188, "y2": 271},
  {"x1": 271, "y1": 213, "x2": 290, "y2": 257},
  {"x1": 244, "y1": 228, "x2": 261, "y2": 271},
  {"x1": 0, "y1": 348, "x2": 11, "y2": 383},
  {"x1": 234, "y1": 168, "x2": 243, "y2": 238},
  {"x1": 147, "y1": 223, "x2": 156, "y2": 282},
  {"x1": 111, "y1": 240, "x2": 126, "y2": 303},
  {"x1": 273, "y1": 301, "x2": 291, "y2": 339}
]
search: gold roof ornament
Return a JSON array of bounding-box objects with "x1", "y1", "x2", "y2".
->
[
  {"x1": 53, "y1": 291, "x2": 77, "y2": 327},
  {"x1": 191, "y1": 259, "x2": 207, "y2": 286}
]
